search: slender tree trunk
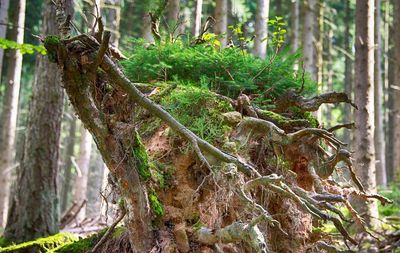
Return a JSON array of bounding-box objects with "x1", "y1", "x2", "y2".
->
[
  {"x1": 374, "y1": 0, "x2": 387, "y2": 187},
  {"x1": 214, "y1": 0, "x2": 228, "y2": 47},
  {"x1": 166, "y1": 0, "x2": 180, "y2": 26},
  {"x1": 316, "y1": 1, "x2": 323, "y2": 86},
  {"x1": 73, "y1": 126, "x2": 92, "y2": 222},
  {"x1": 302, "y1": 0, "x2": 317, "y2": 81},
  {"x1": 60, "y1": 112, "x2": 77, "y2": 213},
  {"x1": 253, "y1": 0, "x2": 270, "y2": 59},
  {"x1": 192, "y1": 0, "x2": 203, "y2": 36},
  {"x1": 326, "y1": 28, "x2": 333, "y2": 126},
  {"x1": 343, "y1": 0, "x2": 353, "y2": 144},
  {"x1": 353, "y1": 0, "x2": 378, "y2": 228},
  {"x1": 290, "y1": 0, "x2": 299, "y2": 54},
  {"x1": 383, "y1": 0, "x2": 391, "y2": 182},
  {"x1": 4, "y1": 0, "x2": 72, "y2": 243},
  {"x1": 391, "y1": 0, "x2": 400, "y2": 182},
  {"x1": 104, "y1": 0, "x2": 121, "y2": 47},
  {"x1": 276, "y1": 0, "x2": 282, "y2": 17},
  {"x1": 0, "y1": 0, "x2": 10, "y2": 83},
  {"x1": 0, "y1": 0, "x2": 25, "y2": 228},
  {"x1": 86, "y1": 148, "x2": 105, "y2": 218}
]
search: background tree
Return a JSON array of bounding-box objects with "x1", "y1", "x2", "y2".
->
[
  {"x1": 214, "y1": 0, "x2": 228, "y2": 46},
  {"x1": 353, "y1": 0, "x2": 379, "y2": 227},
  {"x1": 0, "y1": 0, "x2": 10, "y2": 83},
  {"x1": 253, "y1": 0, "x2": 269, "y2": 59},
  {"x1": 3, "y1": 0, "x2": 72, "y2": 242},
  {"x1": 374, "y1": 0, "x2": 387, "y2": 187},
  {"x1": 302, "y1": 0, "x2": 317, "y2": 81},
  {"x1": 0, "y1": 0, "x2": 25, "y2": 228},
  {"x1": 192, "y1": 0, "x2": 203, "y2": 36}
]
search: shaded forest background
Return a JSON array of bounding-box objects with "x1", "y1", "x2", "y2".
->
[{"x1": 0, "y1": 0, "x2": 399, "y2": 252}]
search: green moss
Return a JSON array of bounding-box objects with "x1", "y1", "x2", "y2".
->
[
  {"x1": 44, "y1": 35, "x2": 61, "y2": 47},
  {"x1": 257, "y1": 109, "x2": 310, "y2": 128},
  {"x1": 0, "y1": 237, "x2": 11, "y2": 248},
  {"x1": 0, "y1": 233, "x2": 77, "y2": 253},
  {"x1": 149, "y1": 191, "x2": 164, "y2": 217},
  {"x1": 43, "y1": 35, "x2": 61, "y2": 63},
  {"x1": 159, "y1": 86, "x2": 233, "y2": 143},
  {"x1": 288, "y1": 107, "x2": 319, "y2": 128},
  {"x1": 131, "y1": 131, "x2": 151, "y2": 180},
  {"x1": 54, "y1": 227, "x2": 127, "y2": 253}
]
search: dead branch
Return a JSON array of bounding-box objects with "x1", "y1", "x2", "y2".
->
[
  {"x1": 274, "y1": 89, "x2": 357, "y2": 113},
  {"x1": 196, "y1": 221, "x2": 268, "y2": 253},
  {"x1": 89, "y1": 208, "x2": 127, "y2": 253}
]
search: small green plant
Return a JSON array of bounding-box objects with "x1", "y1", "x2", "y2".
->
[
  {"x1": 148, "y1": 191, "x2": 164, "y2": 217},
  {"x1": 268, "y1": 16, "x2": 287, "y2": 50},
  {"x1": 0, "y1": 38, "x2": 47, "y2": 55}
]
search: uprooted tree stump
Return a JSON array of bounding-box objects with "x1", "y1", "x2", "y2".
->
[{"x1": 43, "y1": 4, "x2": 392, "y2": 253}]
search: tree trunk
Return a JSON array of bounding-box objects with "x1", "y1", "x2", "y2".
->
[
  {"x1": 343, "y1": 0, "x2": 353, "y2": 144},
  {"x1": 214, "y1": 0, "x2": 228, "y2": 47},
  {"x1": 73, "y1": 125, "x2": 92, "y2": 222},
  {"x1": 253, "y1": 0, "x2": 269, "y2": 59},
  {"x1": 315, "y1": 1, "x2": 323, "y2": 86},
  {"x1": 3, "y1": 0, "x2": 71, "y2": 243},
  {"x1": 290, "y1": 0, "x2": 299, "y2": 54},
  {"x1": 0, "y1": 0, "x2": 25, "y2": 228},
  {"x1": 86, "y1": 148, "x2": 105, "y2": 218},
  {"x1": 325, "y1": 28, "x2": 333, "y2": 126},
  {"x1": 389, "y1": 0, "x2": 400, "y2": 182},
  {"x1": 374, "y1": 0, "x2": 387, "y2": 187},
  {"x1": 166, "y1": 0, "x2": 180, "y2": 26},
  {"x1": 60, "y1": 112, "x2": 77, "y2": 213},
  {"x1": 353, "y1": 0, "x2": 378, "y2": 228},
  {"x1": 192, "y1": 0, "x2": 203, "y2": 36},
  {"x1": 302, "y1": 0, "x2": 317, "y2": 81},
  {"x1": 0, "y1": 0, "x2": 10, "y2": 83},
  {"x1": 104, "y1": 0, "x2": 121, "y2": 47}
]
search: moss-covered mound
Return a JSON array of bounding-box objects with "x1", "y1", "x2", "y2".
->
[
  {"x1": 122, "y1": 40, "x2": 316, "y2": 100},
  {"x1": 0, "y1": 233, "x2": 77, "y2": 253},
  {"x1": 54, "y1": 227, "x2": 128, "y2": 253}
]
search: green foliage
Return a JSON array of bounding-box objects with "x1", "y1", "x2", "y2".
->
[
  {"x1": 268, "y1": 16, "x2": 287, "y2": 49},
  {"x1": 54, "y1": 227, "x2": 126, "y2": 253},
  {"x1": 379, "y1": 185, "x2": 400, "y2": 219},
  {"x1": 0, "y1": 38, "x2": 46, "y2": 55},
  {"x1": 122, "y1": 39, "x2": 316, "y2": 100},
  {"x1": 0, "y1": 233, "x2": 77, "y2": 252},
  {"x1": 158, "y1": 86, "x2": 233, "y2": 143},
  {"x1": 148, "y1": 191, "x2": 164, "y2": 217},
  {"x1": 131, "y1": 131, "x2": 151, "y2": 180}
]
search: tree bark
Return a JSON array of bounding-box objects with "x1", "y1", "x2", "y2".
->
[
  {"x1": 253, "y1": 0, "x2": 269, "y2": 59},
  {"x1": 0, "y1": 0, "x2": 10, "y2": 83},
  {"x1": 302, "y1": 0, "x2": 317, "y2": 81},
  {"x1": 86, "y1": 148, "x2": 105, "y2": 218},
  {"x1": 374, "y1": 0, "x2": 387, "y2": 187},
  {"x1": 0, "y1": 0, "x2": 25, "y2": 228},
  {"x1": 390, "y1": 0, "x2": 400, "y2": 182},
  {"x1": 214, "y1": 0, "x2": 228, "y2": 47},
  {"x1": 73, "y1": 125, "x2": 93, "y2": 222},
  {"x1": 60, "y1": 112, "x2": 77, "y2": 213},
  {"x1": 192, "y1": 0, "x2": 203, "y2": 36},
  {"x1": 353, "y1": 0, "x2": 378, "y2": 228},
  {"x1": 325, "y1": 28, "x2": 333, "y2": 126},
  {"x1": 290, "y1": 0, "x2": 299, "y2": 54},
  {"x1": 104, "y1": 0, "x2": 121, "y2": 47},
  {"x1": 166, "y1": 0, "x2": 180, "y2": 26},
  {"x1": 3, "y1": 0, "x2": 71, "y2": 243},
  {"x1": 343, "y1": 0, "x2": 353, "y2": 144}
]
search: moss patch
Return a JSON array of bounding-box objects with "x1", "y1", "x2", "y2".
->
[
  {"x1": 0, "y1": 233, "x2": 77, "y2": 253},
  {"x1": 159, "y1": 86, "x2": 233, "y2": 143},
  {"x1": 149, "y1": 191, "x2": 165, "y2": 217},
  {"x1": 43, "y1": 35, "x2": 61, "y2": 63},
  {"x1": 131, "y1": 131, "x2": 151, "y2": 180}
]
